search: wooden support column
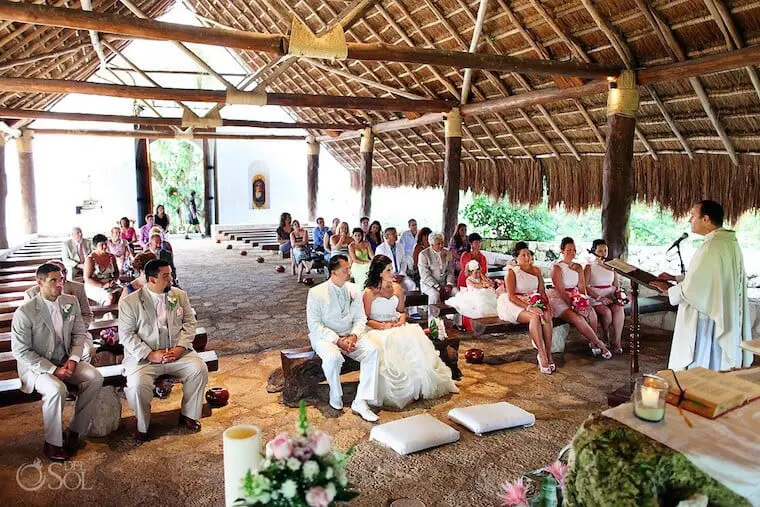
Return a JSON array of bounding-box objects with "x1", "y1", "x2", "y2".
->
[
  {"x1": 602, "y1": 71, "x2": 639, "y2": 260},
  {"x1": 306, "y1": 135, "x2": 320, "y2": 222},
  {"x1": 17, "y1": 130, "x2": 37, "y2": 234},
  {"x1": 359, "y1": 128, "x2": 373, "y2": 218},
  {"x1": 134, "y1": 138, "x2": 152, "y2": 226},
  {"x1": 442, "y1": 108, "x2": 462, "y2": 242},
  {"x1": 0, "y1": 138, "x2": 7, "y2": 248},
  {"x1": 202, "y1": 139, "x2": 216, "y2": 236}
]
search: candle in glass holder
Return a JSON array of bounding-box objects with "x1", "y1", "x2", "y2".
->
[
  {"x1": 633, "y1": 375, "x2": 668, "y2": 422},
  {"x1": 640, "y1": 385, "x2": 660, "y2": 408}
]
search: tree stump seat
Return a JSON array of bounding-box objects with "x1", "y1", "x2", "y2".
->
[{"x1": 428, "y1": 303, "x2": 458, "y2": 318}]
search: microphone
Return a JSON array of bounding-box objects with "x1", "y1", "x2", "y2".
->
[{"x1": 666, "y1": 233, "x2": 688, "y2": 252}]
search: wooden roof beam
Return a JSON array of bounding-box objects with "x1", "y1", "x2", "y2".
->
[
  {"x1": 28, "y1": 128, "x2": 306, "y2": 140},
  {"x1": 0, "y1": 0, "x2": 619, "y2": 80}
]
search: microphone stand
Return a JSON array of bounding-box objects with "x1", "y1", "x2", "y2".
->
[{"x1": 675, "y1": 243, "x2": 686, "y2": 276}]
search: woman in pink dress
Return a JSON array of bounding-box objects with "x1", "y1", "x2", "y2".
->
[
  {"x1": 496, "y1": 242, "x2": 555, "y2": 374},
  {"x1": 119, "y1": 216, "x2": 137, "y2": 244},
  {"x1": 584, "y1": 239, "x2": 625, "y2": 355},
  {"x1": 549, "y1": 237, "x2": 611, "y2": 359}
]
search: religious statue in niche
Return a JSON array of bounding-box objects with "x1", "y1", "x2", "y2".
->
[{"x1": 252, "y1": 174, "x2": 267, "y2": 209}]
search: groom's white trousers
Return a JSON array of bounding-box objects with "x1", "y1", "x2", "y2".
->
[{"x1": 310, "y1": 336, "x2": 380, "y2": 403}]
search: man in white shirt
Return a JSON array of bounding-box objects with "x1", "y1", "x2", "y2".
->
[
  {"x1": 399, "y1": 218, "x2": 418, "y2": 258},
  {"x1": 418, "y1": 232, "x2": 458, "y2": 304},
  {"x1": 11, "y1": 263, "x2": 103, "y2": 461},
  {"x1": 374, "y1": 227, "x2": 416, "y2": 292},
  {"x1": 652, "y1": 200, "x2": 753, "y2": 371},
  {"x1": 306, "y1": 255, "x2": 380, "y2": 422},
  {"x1": 61, "y1": 227, "x2": 92, "y2": 281}
]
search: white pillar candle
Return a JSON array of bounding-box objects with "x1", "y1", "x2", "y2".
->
[
  {"x1": 223, "y1": 424, "x2": 262, "y2": 507},
  {"x1": 640, "y1": 385, "x2": 660, "y2": 408}
]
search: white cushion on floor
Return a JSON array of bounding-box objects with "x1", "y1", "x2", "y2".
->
[
  {"x1": 448, "y1": 402, "x2": 535, "y2": 435},
  {"x1": 370, "y1": 414, "x2": 460, "y2": 455}
]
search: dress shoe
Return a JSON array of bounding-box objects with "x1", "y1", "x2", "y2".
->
[
  {"x1": 329, "y1": 396, "x2": 343, "y2": 411},
  {"x1": 44, "y1": 442, "x2": 70, "y2": 462},
  {"x1": 350, "y1": 399, "x2": 379, "y2": 423},
  {"x1": 178, "y1": 414, "x2": 202, "y2": 432},
  {"x1": 135, "y1": 430, "x2": 151, "y2": 444},
  {"x1": 63, "y1": 430, "x2": 80, "y2": 456}
]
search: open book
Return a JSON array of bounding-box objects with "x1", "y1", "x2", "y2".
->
[
  {"x1": 657, "y1": 367, "x2": 760, "y2": 418},
  {"x1": 604, "y1": 259, "x2": 661, "y2": 290},
  {"x1": 739, "y1": 338, "x2": 760, "y2": 356}
]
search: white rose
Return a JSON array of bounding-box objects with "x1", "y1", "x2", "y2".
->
[
  {"x1": 325, "y1": 482, "x2": 337, "y2": 502},
  {"x1": 336, "y1": 468, "x2": 348, "y2": 487},
  {"x1": 325, "y1": 467, "x2": 333, "y2": 480},
  {"x1": 302, "y1": 460, "x2": 320, "y2": 481},
  {"x1": 281, "y1": 479, "x2": 298, "y2": 499},
  {"x1": 287, "y1": 458, "x2": 301, "y2": 471}
]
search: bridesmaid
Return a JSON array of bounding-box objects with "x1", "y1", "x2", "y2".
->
[
  {"x1": 584, "y1": 239, "x2": 625, "y2": 355},
  {"x1": 549, "y1": 237, "x2": 611, "y2": 359}
]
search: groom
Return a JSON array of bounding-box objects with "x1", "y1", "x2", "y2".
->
[{"x1": 306, "y1": 254, "x2": 380, "y2": 422}]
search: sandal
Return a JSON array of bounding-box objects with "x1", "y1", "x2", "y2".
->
[{"x1": 537, "y1": 354, "x2": 552, "y2": 375}]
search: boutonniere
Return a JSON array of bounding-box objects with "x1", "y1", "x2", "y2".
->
[
  {"x1": 61, "y1": 303, "x2": 74, "y2": 318},
  {"x1": 166, "y1": 294, "x2": 178, "y2": 311}
]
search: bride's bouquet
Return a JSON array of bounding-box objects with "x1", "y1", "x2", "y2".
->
[
  {"x1": 569, "y1": 289, "x2": 590, "y2": 313},
  {"x1": 234, "y1": 401, "x2": 358, "y2": 506},
  {"x1": 611, "y1": 288, "x2": 629, "y2": 306}
]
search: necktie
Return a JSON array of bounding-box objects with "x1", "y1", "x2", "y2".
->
[
  {"x1": 391, "y1": 245, "x2": 398, "y2": 272},
  {"x1": 156, "y1": 294, "x2": 168, "y2": 329},
  {"x1": 50, "y1": 303, "x2": 64, "y2": 340},
  {"x1": 77, "y1": 241, "x2": 85, "y2": 263}
]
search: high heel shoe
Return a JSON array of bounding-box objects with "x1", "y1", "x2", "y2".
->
[
  {"x1": 537, "y1": 354, "x2": 552, "y2": 375},
  {"x1": 589, "y1": 343, "x2": 602, "y2": 357}
]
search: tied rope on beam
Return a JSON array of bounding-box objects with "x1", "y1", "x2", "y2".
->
[
  {"x1": 174, "y1": 130, "x2": 194, "y2": 140},
  {"x1": 225, "y1": 88, "x2": 267, "y2": 106},
  {"x1": 607, "y1": 69, "x2": 639, "y2": 117},
  {"x1": 444, "y1": 107, "x2": 462, "y2": 138},
  {"x1": 288, "y1": 19, "x2": 348, "y2": 60},
  {"x1": 181, "y1": 107, "x2": 223, "y2": 129}
]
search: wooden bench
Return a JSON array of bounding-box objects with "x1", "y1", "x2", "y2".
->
[
  {"x1": 0, "y1": 272, "x2": 37, "y2": 283},
  {"x1": 0, "y1": 281, "x2": 36, "y2": 294},
  {"x1": 0, "y1": 265, "x2": 39, "y2": 275},
  {"x1": 0, "y1": 293, "x2": 28, "y2": 303},
  {"x1": 405, "y1": 291, "x2": 428, "y2": 308},
  {"x1": 0, "y1": 350, "x2": 220, "y2": 407}
]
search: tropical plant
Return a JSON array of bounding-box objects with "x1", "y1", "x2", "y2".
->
[{"x1": 149, "y1": 139, "x2": 203, "y2": 233}]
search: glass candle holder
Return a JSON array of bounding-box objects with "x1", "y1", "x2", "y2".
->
[{"x1": 632, "y1": 374, "x2": 669, "y2": 422}]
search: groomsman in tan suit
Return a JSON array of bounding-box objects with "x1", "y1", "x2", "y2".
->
[
  {"x1": 62, "y1": 227, "x2": 92, "y2": 281},
  {"x1": 418, "y1": 232, "x2": 458, "y2": 304},
  {"x1": 118, "y1": 259, "x2": 208, "y2": 442},
  {"x1": 11, "y1": 263, "x2": 104, "y2": 461},
  {"x1": 25, "y1": 260, "x2": 94, "y2": 325}
]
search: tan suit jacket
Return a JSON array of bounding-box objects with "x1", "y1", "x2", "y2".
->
[
  {"x1": 62, "y1": 238, "x2": 93, "y2": 273},
  {"x1": 11, "y1": 294, "x2": 87, "y2": 393},
  {"x1": 25, "y1": 281, "x2": 93, "y2": 325},
  {"x1": 118, "y1": 287, "x2": 197, "y2": 376},
  {"x1": 418, "y1": 247, "x2": 456, "y2": 292}
]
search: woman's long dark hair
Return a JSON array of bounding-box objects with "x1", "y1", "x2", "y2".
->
[
  {"x1": 278, "y1": 212, "x2": 291, "y2": 228},
  {"x1": 364, "y1": 254, "x2": 392, "y2": 289},
  {"x1": 367, "y1": 220, "x2": 383, "y2": 245},
  {"x1": 416, "y1": 227, "x2": 432, "y2": 246},
  {"x1": 452, "y1": 223, "x2": 467, "y2": 247}
]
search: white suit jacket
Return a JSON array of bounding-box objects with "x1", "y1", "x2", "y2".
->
[
  {"x1": 374, "y1": 241, "x2": 412, "y2": 276},
  {"x1": 61, "y1": 238, "x2": 93, "y2": 272},
  {"x1": 118, "y1": 287, "x2": 197, "y2": 375},
  {"x1": 26, "y1": 281, "x2": 93, "y2": 325},
  {"x1": 11, "y1": 294, "x2": 87, "y2": 393},
  {"x1": 306, "y1": 280, "x2": 366, "y2": 345},
  {"x1": 418, "y1": 247, "x2": 456, "y2": 292}
]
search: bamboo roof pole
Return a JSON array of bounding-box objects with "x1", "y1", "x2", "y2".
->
[
  {"x1": 578, "y1": 0, "x2": 693, "y2": 159},
  {"x1": 0, "y1": 44, "x2": 92, "y2": 72},
  {"x1": 460, "y1": 0, "x2": 490, "y2": 106},
  {"x1": 28, "y1": 129, "x2": 307, "y2": 140},
  {"x1": 633, "y1": 0, "x2": 737, "y2": 165}
]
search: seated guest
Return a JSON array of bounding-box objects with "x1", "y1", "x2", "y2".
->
[
  {"x1": 329, "y1": 221, "x2": 353, "y2": 257},
  {"x1": 291, "y1": 220, "x2": 313, "y2": 283},
  {"x1": 84, "y1": 234, "x2": 120, "y2": 305},
  {"x1": 329, "y1": 217, "x2": 341, "y2": 236},
  {"x1": 276, "y1": 212, "x2": 293, "y2": 257},
  {"x1": 363, "y1": 255, "x2": 458, "y2": 409},
  {"x1": 119, "y1": 259, "x2": 208, "y2": 442},
  {"x1": 418, "y1": 232, "x2": 458, "y2": 304},
  {"x1": 413, "y1": 227, "x2": 432, "y2": 269},
  {"x1": 549, "y1": 237, "x2": 611, "y2": 359},
  {"x1": 359, "y1": 216, "x2": 370, "y2": 236},
  {"x1": 398, "y1": 218, "x2": 418, "y2": 259},
  {"x1": 138, "y1": 214, "x2": 156, "y2": 250},
  {"x1": 120, "y1": 216, "x2": 137, "y2": 245},
  {"x1": 349, "y1": 227, "x2": 373, "y2": 288},
  {"x1": 448, "y1": 223, "x2": 470, "y2": 271},
  {"x1": 62, "y1": 227, "x2": 92, "y2": 281},
  {"x1": 497, "y1": 242, "x2": 555, "y2": 374},
  {"x1": 108, "y1": 226, "x2": 133, "y2": 273},
  {"x1": 366, "y1": 220, "x2": 383, "y2": 252},
  {"x1": 375, "y1": 227, "x2": 416, "y2": 292},
  {"x1": 11, "y1": 263, "x2": 103, "y2": 461},
  {"x1": 121, "y1": 251, "x2": 158, "y2": 300},
  {"x1": 457, "y1": 233, "x2": 487, "y2": 287},
  {"x1": 146, "y1": 228, "x2": 177, "y2": 284},
  {"x1": 306, "y1": 255, "x2": 380, "y2": 422},
  {"x1": 447, "y1": 259, "x2": 499, "y2": 319},
  {"x1": 154, "y1": 204, "x2": 170, "y2": 231},
  {"x1": 313, "y1": 217, "x2": 331, "y2": 252},
  {"x1": 584, "y1": 239, "x2": 625, "y2": 355}
]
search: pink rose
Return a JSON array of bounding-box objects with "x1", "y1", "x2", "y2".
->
[
  {"x1": 308, "y1": 430, "x2": 333, "y2": 457},
  {"x1": 305, "y1": 486, "x2": 330, "y2": 507},
  {"x1": 266, "y1": 432, "x2": 293, "y2": 460},
  {"x1": 292, "y1": 443, "x2": 313, "y2": 461}
]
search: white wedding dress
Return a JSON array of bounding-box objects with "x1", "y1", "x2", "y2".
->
[{"x1": 367, "y1": 295, "x2": 459, "y2": 409}]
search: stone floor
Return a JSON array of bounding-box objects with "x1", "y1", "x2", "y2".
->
[{"x1": 0, "y1": 238, "x2": 672, "y2": 507}]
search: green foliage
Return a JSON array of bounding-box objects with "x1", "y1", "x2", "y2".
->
[
  {"x1": 149, "y1": 139, "x2": 203, "y2": 233},
  {"x1": 462, "y1": 195, "x2": 555, "y2": 241}
]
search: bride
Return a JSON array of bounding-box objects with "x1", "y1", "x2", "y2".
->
[{"x1": 363, "y1": 255, "x2": 459, "y2": 409}]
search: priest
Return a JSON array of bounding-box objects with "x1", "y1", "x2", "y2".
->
[{"x1": 652, "y1": 200, "x2": 753, "y2": 371}]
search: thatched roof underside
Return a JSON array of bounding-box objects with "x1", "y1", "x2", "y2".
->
[{"x1": 2, "y1": 0, "x2": 760, "y2": 216}]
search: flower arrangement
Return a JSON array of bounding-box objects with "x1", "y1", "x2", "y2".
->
[
  {"x1": 612, "y1": 288, "x2": 629, "y2": 306},
  {"x1": 234, "y1": 401, "x2": 358, "y2": 507},
  {"x1": 502, "y1": 460, "x2": 568, "y2": 507},
  {"x1": 166, "y1": 293, "x2": 178, "y2": 311},
  {"x1": 569, "y1": 289, "x2": 590, "y2": 313},
  {"x1": 527, "y1": 292, "x2": 548, "y2": 324},
  {"x1": 99, "y1": 327, "x2": 119, "y2": 346}
]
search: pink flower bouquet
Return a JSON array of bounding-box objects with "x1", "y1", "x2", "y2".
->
[
  {"x1": 235, "y1": 401, "x2": 358, "y2": 506},
  {"x1": 99, "y1": 327, "x2": 118, "y2": 346},
  {"x1": 569, "y1": 289, "x2": 590, "y2": 313},
  {"x1": 527, "y1": 292, "x2": 548, "y2": 324}
]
